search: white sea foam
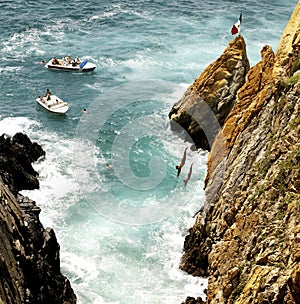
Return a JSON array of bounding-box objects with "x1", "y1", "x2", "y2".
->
[
  {"x1": 0, "y1": 117, "x2": 97, "y2": 228},
  {"x1": 0, "y1": 66, "x2": 207, "y2": 304},
  {"x1": 0, "y1": 113, "x2": 207, "y2": 304},
  {"x1": 0, "y1": 116, "x2": 39, "y2": 136},
  {"x1": 0, "y1": 66, "x2": 23, "y2": 73}
]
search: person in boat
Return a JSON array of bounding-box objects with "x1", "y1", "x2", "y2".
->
[
  {"x1": 38, "y1": 95, "x2": 45, "y2": 103},
  {"x1": 52, "y1": 57, "x2": 59, "y2": 65},
  {"x1": 45, "y1": 89, "x2": 51, "y2": 101},
  {"x1": 176, "y1": 147, "x2": 188, "y2": 177},
  {"x1": 66, "y1": 55, "x2": 72, "y2": 64},
  {"x1": 72, "y1": 56, "x2": 81, "y2": 66},
  {"x1": 82, "y1": 108, "x2": 88, "y2": 114},
  {"x1": 184, "y1": 163, "x2": 193, "y2": 187}
]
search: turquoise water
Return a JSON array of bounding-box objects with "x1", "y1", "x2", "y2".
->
[{"x1": 0, "y1": 0, "x2": 297, "y2": 303}]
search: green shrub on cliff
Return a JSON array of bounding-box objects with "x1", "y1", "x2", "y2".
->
[
  {"x1": 287, "y1": 72, "x2": 300, "y2": 86},
  {"x1": 291, "y1": 55, "x2": 300, "y2": 74},
  {"x1": 280, "y1": 73, "x2": 300, "y2": 91}
]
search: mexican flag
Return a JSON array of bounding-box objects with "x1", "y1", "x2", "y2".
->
[{"x1": 231, "y1": 13, "x2": 242, "y2": 35}]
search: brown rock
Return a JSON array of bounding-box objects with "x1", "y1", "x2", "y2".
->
[
  {"x1": 169, "y1": 35, "x2": 250, "y2": 151},
  {"x1": 273, "y1": 2, "x2": 300, "y2": 81},
  {"x1": 223, "y1": 44, "x2": 275, "y2": 152},
  {"x1": 180, "y1": 2, "x2": 300, "y2": 304}
]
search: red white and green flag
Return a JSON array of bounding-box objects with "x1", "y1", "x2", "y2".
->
[{"x1": 231, "y1": 13, "x2": 242, "y2": 35}]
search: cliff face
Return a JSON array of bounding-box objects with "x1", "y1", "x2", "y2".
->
[
  {"x1": 169, "y1": 35, "x2": 250, "y2": 150},
  {"x1": 174, "y1": 3, "x2": 300, "y2": 304},
  {"x1": 0, "y1": 133, "x2": 76, "y2": 304}
]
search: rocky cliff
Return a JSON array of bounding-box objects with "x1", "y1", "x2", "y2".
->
[
  {"x1": 171, "y1": 3, "x2": 300, "y2": 304},
  {"x1": 169, "y1": 35, "x2": 250, "y2": 151},
  {"x1": 0, "y1": 133, "x2": 76, "y2": 304}
]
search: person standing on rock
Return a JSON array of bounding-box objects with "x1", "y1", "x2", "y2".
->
[
  {"x1": 176, "y1": 147, "x2": 188, "y2": 177},
  {"x1": 184, "y1": 163, "x2": 193, "y2": 186}
]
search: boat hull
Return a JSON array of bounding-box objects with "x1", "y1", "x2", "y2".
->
[
  {"x1": 45, "y1": 58, "x2": 96, "y2": 72},
  {"x1": 36, "y1": 95, "x2": 69, "y2": 114}
]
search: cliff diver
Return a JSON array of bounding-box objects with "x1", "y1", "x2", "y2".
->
[
  {"x1": 184, "y1": 163, "x2": 193, "y2": 186},
  {"x1": 176, "y1": 147, "x2": 188, "y2": 177}
]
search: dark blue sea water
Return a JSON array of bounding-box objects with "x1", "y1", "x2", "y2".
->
[{"x1": 0, "y1": 0, "x2": 297, "y2": 303}]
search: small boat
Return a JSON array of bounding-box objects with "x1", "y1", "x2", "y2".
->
[
  {"x1": 45, "y1": 56, "x2": 96, "y2": 72},
  {"x1": 36, "y1": 95, "x2": 69, "y2": 114}
]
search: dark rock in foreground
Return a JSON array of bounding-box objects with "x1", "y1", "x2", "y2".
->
[{"x1": 0, "y1": 133, "x2": 76, "y2": 303}]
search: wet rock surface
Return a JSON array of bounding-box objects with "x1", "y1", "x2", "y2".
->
[{"x1": 0, "y1": 133, "x2": 76, "y2": 304}]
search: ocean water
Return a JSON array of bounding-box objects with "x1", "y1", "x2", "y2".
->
[{"x1": 0, "y1": 0, "x2": 297, "y2": 303}]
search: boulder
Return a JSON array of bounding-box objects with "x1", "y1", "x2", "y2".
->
[
  {"x1": 0, "y1": 133, "x2": 45, "y2": 194},
  {"x1": 0, "y1": 133, "x2": 77, "y2": 304},
  {"x1": 169, "y1": 35, "x2": 250, "y2": 150}
]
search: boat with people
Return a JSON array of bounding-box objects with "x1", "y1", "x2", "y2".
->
[
  {"x1": 36, "y1": 93, "x2": 69, "y2": 114},
  {"x1": 45, "y1": 55, "x2": 96, "y2": 72}
]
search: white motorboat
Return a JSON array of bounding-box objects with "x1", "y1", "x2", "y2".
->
[
  {"x1": 45, "y1": 56, "x2": 96, "y2": 72},
  {"x1": 36, "y1": 95, "x2": 69, "y2": 114}
]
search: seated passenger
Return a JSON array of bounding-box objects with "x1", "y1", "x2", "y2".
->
[
  {"x1": 52, "y1": 57, "x2": 59, "y2": 65},
  {"x1": 67, "y1": 55, "x2": 72, "y2": 64}
]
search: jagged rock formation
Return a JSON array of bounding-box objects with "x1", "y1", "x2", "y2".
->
[
  {"x1": 169, "y1": 35, "x2": 250, "y2": 150},
  {"x1": 0, "y1": 133, "x2": 76, "y2": 304},
  {"x1": 177, "y1": 2, "x2": 300, "y2": 304}
]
